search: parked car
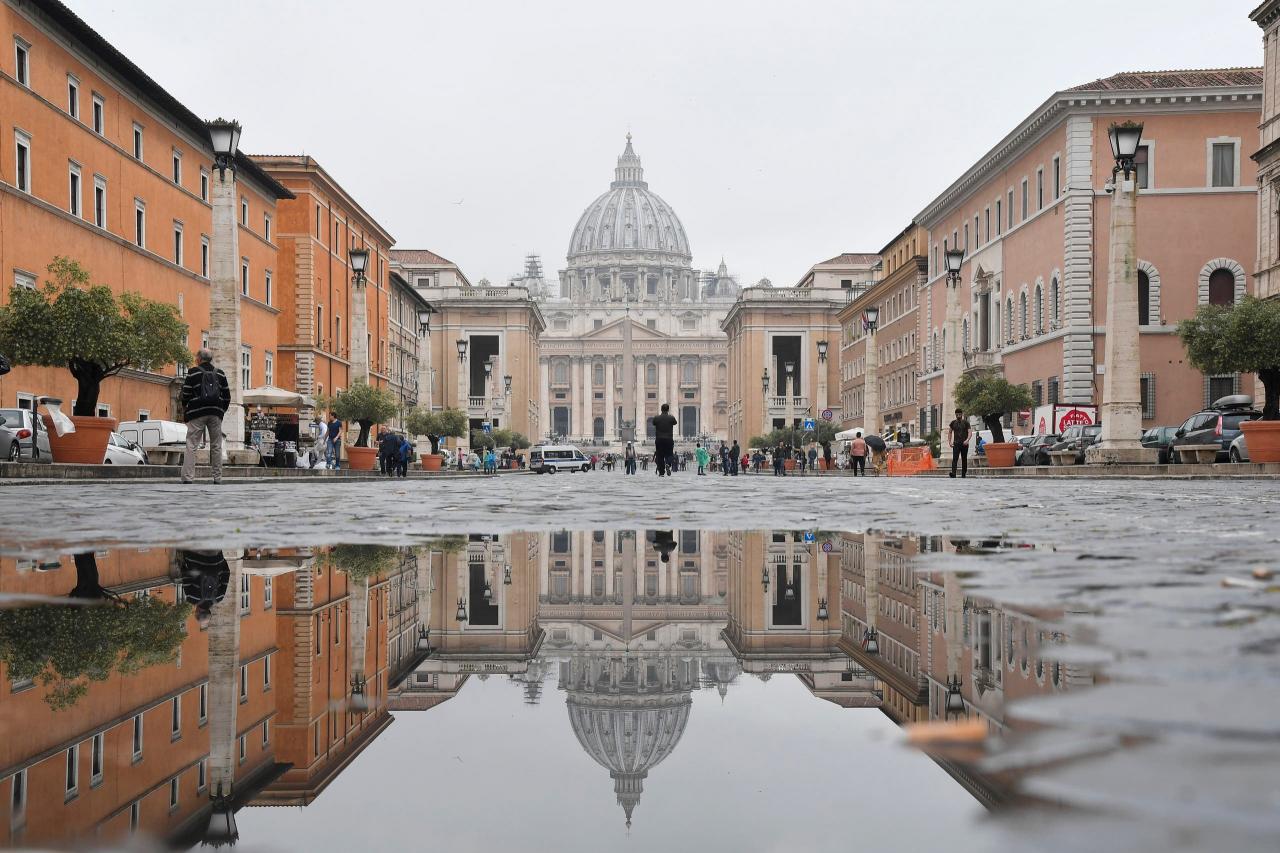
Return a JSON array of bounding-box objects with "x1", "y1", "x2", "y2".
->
[
  {"x1": 1169, "y1": 395, "x2": 1261, "y2": 463},
  {"x1": 1051, "y1": 424, "x2": 1102, "y2": 464},
  {"x1": 1140, "y1": 426, "x2": 1179, "y2": 464},
  {"x1": 1229, "y1": 432, "x2": 1249, "y2": 463},
  {"x1": 0, "y1": 407, "x2": 51, "y2": 462},
  {"x1": 1019, "y1": 433, "x2": 1060, "y2": 466},
  {"x1": 103, "y1": 431, "x2": 147, "y2": 465}
]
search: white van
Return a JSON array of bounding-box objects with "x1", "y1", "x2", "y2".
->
[
  {"x1": 529, "y1": 444, "x2": 590, "y2": 473},
  {"x1": 118, "y1": 419, "x2": 229, "y2": 462}
]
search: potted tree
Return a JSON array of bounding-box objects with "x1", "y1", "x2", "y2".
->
[
  {"x1": 953, "y1": 369, "x2": 1034, "y2": 468},
  {"x1": 0, "y1": 258, "x2": 190, "y2": 463},
  {"x1": 1180, "y1": 296, "x2": 1280, "y2": 462},
  {"x1": 323, "y1": 380, "x2": 400, "y2": 471},
  {"x1": 405, "y1": 406, "x2": 467, "y2": 471}
]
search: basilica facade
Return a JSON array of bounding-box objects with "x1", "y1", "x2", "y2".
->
[{"x1": 533, "y1": 136, "x2": 740, "y2": 445}]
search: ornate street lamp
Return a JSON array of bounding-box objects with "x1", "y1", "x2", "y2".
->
[
  {"x1": 348, "y1": 247, "x2": 370, "y2": 287},
  {"x1": 1108, "y1": 121, "x2": 1144, "y2": 179},
  {"x1": 945, "y1": 675, "x2": 966, "y2": 718},
  {"x1": 456, "y1": 597, "x2": 468, "y2": 622},
  {"x1": 862, "y1": 627, "x2": 880, "y2": 655},
  {"x1": 483, "y1": 360, "x2": 493, "y2": 381},
  {"x1": 206, "y1": 117, "x2": 241, "y2": 179},
  {"x1": 863, "y1": 305, "x2": 880, "y2": 333},
  {"x1": 417, "y1": 308, "x2": 432, "y2": 335},
  {"x1": 816, "y1": 340, "x2": 829, "y2": 363},
  {"x1": 503, "y1": 374, "x2": 512, "y2": 394},
  {"x1": 456, "y1": 338, "x2": 467, "y2": 361},
  {"x1": 761, "y1": 369, "x2": 770, "y2": 395},
  {"x1": 816, "y1": 597, "x2": 829, "y2": 621},
  {"x1": 944, "y1": 248, "x2": 965, "y2": 285},
  {"x1": 483, "y1": 578, "x2": 493, "y2": 601}
]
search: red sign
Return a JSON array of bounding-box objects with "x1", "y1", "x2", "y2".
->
[{"x1": 1058, "y1": 408, "x2": 1094, "y2": 428}]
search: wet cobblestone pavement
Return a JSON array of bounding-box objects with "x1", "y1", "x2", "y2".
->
[{"x1": 1, "y1": 473, "x2": 1278, "y2": 851}]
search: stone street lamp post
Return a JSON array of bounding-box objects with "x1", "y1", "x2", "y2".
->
[
  {"x1": 416, "y1": 308, "x2": 433, "y2": 410},
  {"x1": 206, "y1": 118, "x2": 245, "y2": 450},
  {"x1": 761, "y1": 368, "x2": 771, "y2": 437},
  {"x1": 816, "y1": 339, "x2": 829, "y2": 419},
  {"x1": 940, "y1": 248, "x2": 966, "y2": 466},
  {"x1": 785, "y1": 360, "x2": 796, "y2": 432},
  {"x1": 348, "y1": 247, "x2": 370, "y2": 385},
  {"x1": 456, "y1": 337, "x2": 469, "y2": 464},
  {"x1": 1088, "y1": 121, "x2": 1157, "y2": 464},
  {"x1": 862, "y1": 307, "x2": 880, "y2": 439}
]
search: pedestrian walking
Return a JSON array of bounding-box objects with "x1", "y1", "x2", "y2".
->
[
  {"x1": 850, "y1": 433, "x2": 867, "y2": 476},
  {"x1": 729, "y1": 440, "x2": 741, "y2": 475},
  {"x1": 807, "y1": 445, "x2": 818, "y2": 473},
  {"x1": 948, "y1": 408, "x2": 972, "y2": 478},
  {"x1": 398, "y1": 435, "x2": 413, "y2": 477},
  {"x1": 624, "y1": 442, "x2": 637, "y2": 475},
  {"x1": 179, "y1": 348, "x2": 230, "y2": 484},
  {"x1": 773, "y1": 442, "x2": 787, "y2": 476},
  {"x1": 695, "y1": 443, "x2": 710, "y2": 475},
  {"x1": 325, "y1": 411, "x2": 343, "y2": 470},
  {"x1": 378, "y1": 429, "x2": 400, "y2": 476},
  {"x1": 652, "y1": 404, "x2": 677, "y2": 477}
]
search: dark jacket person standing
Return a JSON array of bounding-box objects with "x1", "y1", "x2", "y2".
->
[
  {"x1": 948, "y1": 409, "x2": 972, "y2": 478},
  {"x1": 179, "y1": 348, "x2": 231, "y2": 484},
  {"x1": 652, "y1": 404, "x2": 677, "y2": 477}
]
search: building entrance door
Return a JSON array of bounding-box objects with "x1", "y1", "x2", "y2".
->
[{"x1": 552, "y1": 407, "x2": 570, "y2": 438}]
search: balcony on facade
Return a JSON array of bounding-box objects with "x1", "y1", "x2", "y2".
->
[
  {"x1": 961, "y1": 349, "x2": 1001, "y2": 375},
  {"x1": 766, "y1": 396, "x2": 809, "y2": 416}
]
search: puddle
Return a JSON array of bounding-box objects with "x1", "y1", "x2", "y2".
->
[{"x1": 0, "y1": 530, "x2": 1274, "y2": 852}]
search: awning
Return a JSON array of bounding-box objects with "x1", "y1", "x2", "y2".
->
[
  {"x1": 835, "y1": 428, "x2": 864, "y2": 441},
  {"x1": 242, "y1": 386, "x2": 314, "y2": 409}
]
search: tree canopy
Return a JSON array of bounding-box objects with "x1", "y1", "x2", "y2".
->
[
  {"x1": 0, "y1": 258, "x2": 191, "y2": 416},
  {"x1": 322, "y1": 381, "x2": 400, "y2": 447},
  {"x1": 405, "y1": 406, "x2": 468, "y2": 454},
  {"x1": 1179, "y1": 297, "x2": 1280, "y2": 420},
  {"x1": 471, "y1": 427, "x2": 531, "y2": 450},
  {"x1": 748, "y1": 421, "x2": 838, "y2": 449},
  {"x1": 954, "y1": 370, "x2": 1034, "y2": 443},
  {"x1": 0, "y1": 597, "x2": 190, "y2": 710}
]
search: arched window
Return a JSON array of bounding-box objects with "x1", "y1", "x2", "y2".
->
[
  {"x1": 1034, "y1": 285, "x2": 1043, "y2": 333},
  {"x1": 1006, "y1": 297, "x2": 1014, "y2": 343},
  {"x1": 645, "y1": 363, "x2": 657, "y2": 385},
  {"x1": 1019, "y1": 292, "x2": 1028, "y2": 338},
  {"x1": 1208, "y1": 268, "x2": 1235, "y2": 306},
  {"x1": 682, "y1": 360, "x2": 696, "y2": 383},
  {"x1": 994, "y1": 302, "x2": 1001, "y2": 347},
  {"x1": 962, "y1": 318, "x2": 970, "y2": 350},
  {"x1": 1050, "y1": 276, "x2": 1060, "y2": 324},
  {"x1": 553, "y1": 361, "x2": 568, "y2": 383},
  {"x1": 717, "y1": 363, "x2": 727, "y2": 382},
  {"x1": 1138, "y1": 271, "x2": 1151, "y2": 325}
]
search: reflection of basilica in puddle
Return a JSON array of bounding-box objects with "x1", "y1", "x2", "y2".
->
[{"x1": 0, "y1": 531, "x2": 1087, "y2": 848}]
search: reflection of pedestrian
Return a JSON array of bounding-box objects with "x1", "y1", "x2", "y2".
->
[
  {"x1": 652, "y1": 530, "x2": 677, "y2": 564},
  {"x1": 948, "y1": 408, "x2": 971, "y2": 478},
  {"x1": 652, "y1": 404, "x2": 677, "y2": 477},
  {"x1": 68, "y1": 552, "x2": 110, "y2": 600},
  {"x1": 178, "y1": 550, "x2": 230, "y2": 628}
]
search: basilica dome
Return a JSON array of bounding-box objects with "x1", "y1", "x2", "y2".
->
[{"x1": 567, "y1": 135, "x2": 691, "y2": 263}]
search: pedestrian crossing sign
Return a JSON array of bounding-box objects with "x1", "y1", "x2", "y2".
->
[
  {"x1": 803, "y1": 418, "x2": 816, "y2": 431},
  {"x1": 803, "y1": 531, "x2": 816, "y2": 543},
  {"x1": 482, "y1": 422, "x2": 492, "y2": 434}
]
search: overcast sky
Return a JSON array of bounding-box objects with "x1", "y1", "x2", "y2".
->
[{"x1": 79, "y1": 0, "x2": 1261, "y2": 286}]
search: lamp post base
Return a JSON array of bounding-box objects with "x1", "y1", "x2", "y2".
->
[
  {"x1": 223, "y1": 403, "x2": 245, "y2": 451},
  {"x1": 1085, "y1": 441, "x2": 1158, "y2": 465}
]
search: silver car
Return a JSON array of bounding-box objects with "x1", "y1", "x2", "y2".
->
[
  {"x1": 1229, "y1": 432, "x2": 1249, "y2": 463},
  {"x1": 0, "y1": 408, "x2": 51, "y2": 462}
]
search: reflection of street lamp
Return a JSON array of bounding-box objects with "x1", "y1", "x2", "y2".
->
[
  {"x1": 482, "y1": 578, "x2": 493, "y2": 600},
  {"x1": 862, "y1": 627, "x2": 880, "y2": 655},
  {"x1": 456, "y1": 597, "x2": 468, "y2": 622},
  {"x1": 416, "y1": 626, "x2": 431, "y2": 651},
  {"x1": 503, "y1": 563, "x2": 512, "y2": 585},
  {"x1": 816, "y1": 597, "x2": 829, "y2": 620},
  {"x1": 761, "y1": 566, "x2": 770, "y2": 590},
  {"x1": 945, "y1": 675, "x2": 966, "y2": 717}
]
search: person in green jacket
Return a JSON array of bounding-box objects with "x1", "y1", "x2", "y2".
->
[{"x1": 694, "y1": 443, "x2": 710, "y2": 475}]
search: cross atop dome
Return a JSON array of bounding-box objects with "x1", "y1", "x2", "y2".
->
[{"x1": 613, "y1": 133, "x2": 647, "y2": 189}]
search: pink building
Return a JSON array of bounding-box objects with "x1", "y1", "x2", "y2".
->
[{"x1": 916, "y1": 69, "x2": 1261, "y2": 435}]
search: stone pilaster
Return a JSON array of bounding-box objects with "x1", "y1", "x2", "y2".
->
[
  {"x1": 208, "y1": 170, "x2": 244, "y2": 447},
  {"x1": 1062, "y1": 114, "x2": 1096, "y2": 403}
]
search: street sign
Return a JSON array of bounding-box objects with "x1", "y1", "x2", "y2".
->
[
  {"x1": 803, "y1": 418, "x2": 816, "y2": 431},
  {"x1": 820, "y1": 409, "x2": 833, "y2": 422},
  {"x1": 821, "y1": 540, "x2": 833, "y2": 553},
  {"x1": 482, "y1": 422, "x2": 492, "y2": 434},
  {"x1": 803, "y1": 531, "x2": 816, "y2": 543}
]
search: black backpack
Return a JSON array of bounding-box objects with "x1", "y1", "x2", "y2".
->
[{"x1": 194, "y1": 368, "x2": 222, "y2": 408}]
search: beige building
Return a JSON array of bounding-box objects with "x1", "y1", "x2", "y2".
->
[
  {"x1": 535, "y1": 137, "x2": 740, "y2": 445},
  {"x1": 838, "y1": 225, "x2": 928, "y2": 438},
  {"x1": 722, "y1": 253, "x2": 877, "y2": 441},
  {"x1": 1253, "y1": 2, "x2": 1280, "y2": 301},
  {"x1": 392, "y1": 250, "x2": 545, "y2": 448}
]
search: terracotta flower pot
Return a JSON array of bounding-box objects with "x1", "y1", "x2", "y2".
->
[
  {"x1": 42, "y1": 414, "x2": 117, "y2": 464},
  {"x1": 1241, "y1": 420, "x2": 1280, "y2": 463},
  {"x1": 346, "y1": 446, "x2": 378, "y2": 471},
  {"x1": 784, "y1": 458, "x2": 796, "y2": 471},
  {"x1": 420, "y1": 453, "x2": 444, "y2": 471},
  {"x1": 984, "y1": 441, "x2": 1019, "y2": 468}
]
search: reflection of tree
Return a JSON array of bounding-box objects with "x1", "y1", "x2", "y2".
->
[
  {"x1": 0, "y1": 552, "x2": 189, "y2": 709},
  {"x1": 329, "y1": 544, "x2": 401, "y2": 581}
]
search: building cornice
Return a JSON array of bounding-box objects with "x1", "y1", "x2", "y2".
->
[
  {"x1": 1251, "y1": 0, "x2": 1280, "y2": 29},
  {"x1": 253, "y1": 156, "x2": 395, "y2": 246},
  {"x1": 916, "y1": 85, "x2": 1262, "y2": 228}
]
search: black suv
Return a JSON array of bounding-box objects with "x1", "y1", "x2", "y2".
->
[{"x1": 1170, "y1": 395, "x2": 1260, "y2": 463}]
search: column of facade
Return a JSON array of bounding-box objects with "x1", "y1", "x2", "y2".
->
[
  {"x1": 538, "y1": 534, "x2": 549, "y2": 596},
  {"x1": 635, "y1": 358, "x2": 646, "y2": 441},
  {"x1": 604, "y1": 538, "x2": 615, "y2": 601},
  {"x1": 699, "y1": 357, "x2": 714, "y2": 438},
  {"x1": 656, "y1": 357, "x2": 668, "y2": 412},
  {"x1": 539, "y1": 359, "x2": 550, "y2": 440},
  {"x1": 604, "y1": 359, "x2": 616, "y2": 441},
  {"x1": 583, "y1": 358, "x2": 594, "y2": 440},
  {"x1": 571, "y1": 532, "x2": 583, "y2": 598}
]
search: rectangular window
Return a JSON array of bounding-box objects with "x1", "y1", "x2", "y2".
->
[
  {"x1": 172, "y1": 150, "x2": 182, "y2": 185},
  {"x1": 1047, "y1": 376, "x2": 1059, "y2": 405},
  {"x1": 14, "y1": 37, "x2": 29, "y2": 87},
  {"x1": 169, "y1": 777, "x2": 179, "y2": 809},
  {"x1": 11, "y1": 768, "x2": 26, "y2": 828},
  {"x1": 1036, "y1": 167, "x2": 1044, "y2": 210},
  {"x1": 239, "y1": 567, "x2": 251, "y2": 612},
  {"x1": 1021, "y1": 179, "x2": 1029, "y2": 220},
  {"x1": 132, "y1": 123, "x2": 143, "y2": 161},
  {"x1": 264, "y1": 213, "x2": 272, "y2": 242},
  {"x1": 263, "y1": 653, "x2": 272, "y2": 689},
  {"x1": 973, "y1": 215, "x2": 979, "y2": 247},
  {"x1": 1211, "y1": 142, "x2": 1236, "y2": 187},
  {"x1": 14, "y1": 270, "x2": 35, "y2": 290},
  {"x1": 199, "y1": 683, "x2": 208, "y2": 723},
  {"x1": 200, "y1": 236, "x2": 210, "y2": 278},
  {"x1": 1052, "y1": 155, "x2": 1061, "y2": 198},
  {"x1": 240, "y1": 197, "x2": 248, "y2": 226},
  {"x1": 315, "y1": 203, "x2": 321, "y2": 237},
  {"x1": 173, "y1": 223, "x2": 183, "y2": 266},
  {"x1": 239, "y1": 664, "x2": 248, "y2": 702},
  {"x1": 170, "y1": 695, "x2": 181, "y2": 737},
  {"x1": 15, "y1": 131, "x2": 31, "y2": 193},
  {"x1": 130, "y1": 802, "x2": 140, "y2": 831},
  {"x1": 90, "y1": 733, "x2": 104, "y2": 785},
  {"x1": 984, "y1": 208, "x2": 990, "y2": 243},
  {"x1": 68, "y1": 162, "x2": 81, "y2": 217},
  {"x1": 241, "y1": 258, "x2": 250, "y2": 295},
  {"x1": 239, "y1": 735, "x2": 246, "y2": 763},
  {"x1": 132, "y1": 714, "x2": 144, "y2": 759},
  {"x1": 134, "y1": 200, "x2": 146, "y2": 248},
  {"x1": 67, "y1": 75, "x2": 80, "y2": 118},
  {"x1": 92, "y1": 94, "x2": 104, "y2": 134},
  {"x1": 264, "y1": 351, "x2": 274, "y2": 387},
  {"x1": 197, "y1": 759, "x2": 207, "y2": 792},
  {"x1": 94, "y1": 175, "x2": 107, "y2": 228},
  {"x1": 1007, "y1": 189, "x2": 1014, "y2": 229},
  {"x1": 264, "y1": 270, "x2": 273, "y2": 306},
  {"x1": 200, "y1": 168, "x2": 209, "y2": 201},
  {"x1": 1140, "y1": 373, "x2": 1156, "y2": 419},
  {"x1": 996, "y1": 199, "x2": 1002, "y2": 235},
  {"x1": 1135, "y1": 145, "x2": 1150, "y2": 189},
  {"x1": 65, "y1": 744, "x2": 79, "y2": 796},
  {"x1": 261, "y1": 720, "x2": 270, "y2": 747},
  {"x1": 963, "y1": 223, "x2": 969, "y2": 252}
]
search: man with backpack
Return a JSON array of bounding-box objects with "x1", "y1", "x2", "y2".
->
[{"x1": 179, "y1": 348, "x2": 231, "y2": 484}]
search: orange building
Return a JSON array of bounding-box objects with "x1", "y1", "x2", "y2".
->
[
  {"x1": 251, "y1": 156, "x2": 395, "y2": 405},
  {"x1": 0, "y1": 0, "x2": 291, "y2": 422}
]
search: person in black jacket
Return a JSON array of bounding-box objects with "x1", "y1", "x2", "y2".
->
[
  {"x1": 178, "y1": 550, "x2": 230, "y2": 628},
  {"x1": 179, "y1": 349, "x2": 231, "y2": 484}
]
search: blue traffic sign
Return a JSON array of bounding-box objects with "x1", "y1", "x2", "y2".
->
[
  {"x1": 803, "y1": 531, "x2": 816, "y2": 543},
  {"x1": 803, "y1": 418, "x2": 816, "y2": 431},
  {"x1": 482, "y1": 422, "x2": 492, "y2": 434}
]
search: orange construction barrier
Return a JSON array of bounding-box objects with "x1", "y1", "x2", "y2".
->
[{"x1": 886, "y1": 447, "x2": 937, "y2": 476}]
